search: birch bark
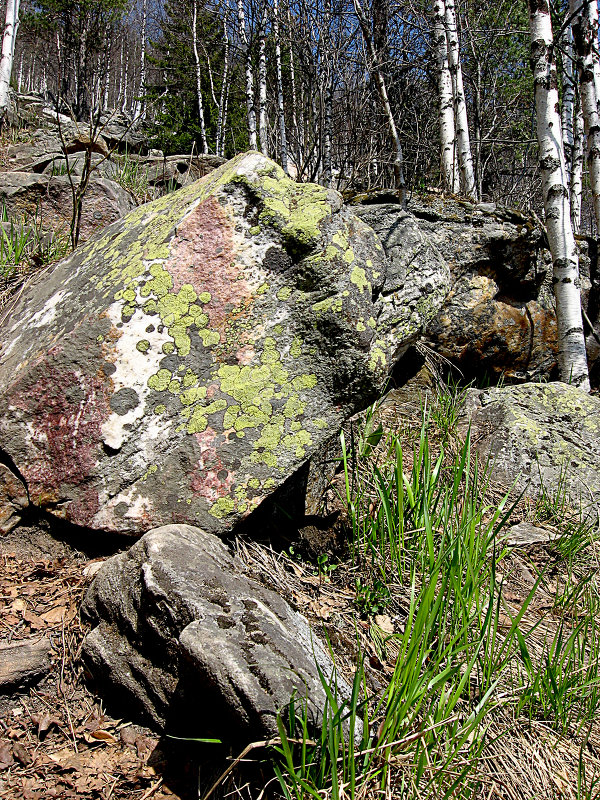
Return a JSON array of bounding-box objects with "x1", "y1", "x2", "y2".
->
[
  {"x1": 216, "y1": 16, "x2": 230, "y2": 158},
  {"x1": 561, "y1": 23, "x2": 576, "y2": 186},
  {"x1": 529, "y1": 0, "x2": 589, "y2": 390},
  {"x1": 135, "y1": 0, "x2": 147, "y2": 119},
  {"x1": 571, "y1": 95, "x2": 584, "y2": 232},
  {"x1": 257, "y1": 0, "x2": 268, "y2": 155},
  {"x1": 237, "y1": 0, "x2": 257, "y2": 150},
  {"x1": 0, "y1": 0, "x2": 20, "y2": 122},
  {"x1": 433, "y1": 0, "x2": 459, "y2": 193},
  {"x1": 273, "y1": 0, "x2": 288, "y2": 172},
  {"x1": 192, "y1": 0, "x2": 209, "y2": 154},
  {"x1": 444, "y1": 0, "x2": 476, "y2": 199},
  {"x1": 571, "y1": 0, "x2": 600, "y2": 235}
]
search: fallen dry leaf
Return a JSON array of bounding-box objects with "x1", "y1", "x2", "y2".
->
[
  {"x1": 40, "y1": 606, "x2": 67, "y2": 625},
  {"x1": 12, "y1": 742, "x2": 32, "y2": 766},
  {"x1": 86, "y1": 729, "x2": 119, "y2": 745},
  {"x1": 0, "y1": 741, "x2": 15, "y2": 770}
]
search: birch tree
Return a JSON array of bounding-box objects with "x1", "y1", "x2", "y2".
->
[
  {"x1": 444, "y1": 0, "x2": 476, "y2": 199},
  {"x1": 236, "y1": 0, "x2": 257, "y2": 150},
  {"x1": 134, "y1": 0, "x2": 147, "y2": 119},
  {"x1": 273, "y1": 0, "x2": 288, "y2": 172},
  {"x1": 192, "y1": 0, "x2": 209, "y2": 153},
  {"x1": 571, "y1": 0, "x2": 600, "y2": 235},
  {"x1": 0, "y1": 0, "x2": 20, "y2": 124},
  {"x1": 561, "y1": 23, "x2": 576, "y2": 187},
  {"x1": 257, "y1": 0, "x2": 268, "y2": 155},
  {"x1": 529, "y1": 0, "x2": 589, "y2": 390},
  {"x1": 432, "y1": 0, "x2": 459, "y2": 193}
]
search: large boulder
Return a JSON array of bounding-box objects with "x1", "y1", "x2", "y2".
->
[
  {"x1": 0, "y1": 172, "x2": 135, "y2": 242},
  {"x1": 0, "y1": 152, "x2": 449, "y2": 536},
  {"x1": 464, "y1": 382, "x2": 600, "y2": 515},
  {"x1": 82, "y1": 524, "x2": 352, "y2": 740},
  {"x1": 354, "y1": 197, "x2": 562, "y2": 382}
]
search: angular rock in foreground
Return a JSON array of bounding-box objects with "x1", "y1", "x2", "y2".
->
[
  {"x1": 465, "y1": 382, "x2": 600, "y2": 515},
  {"x1": 82, "y1": 524, "x2": 350, "y2": 739},
  {"x1": 0, "y1": 152, "x2": 448, "y2": 535}
]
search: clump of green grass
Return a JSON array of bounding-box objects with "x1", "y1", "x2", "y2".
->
[
  {"x1": 113, "y1": 151, "x2": 152, "y2": 203},
  {"x1": 266, "y1": 387, "x2": 600, "y2": 800},
  {"x1": 0, "y1": 203, "x2": 71, "y2": 281}
]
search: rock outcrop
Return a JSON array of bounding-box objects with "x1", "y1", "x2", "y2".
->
[
  {"x1": 0, "y1": 152, "x2": 449, "y2": 536},
  {"x1": 0, "y1": 172, "x2": 135, "y2": 243},
  {"x1": 354, "y1": 197, "x2": 579, "y2": 382},
  {"x1": 464, "y1": 382, "x2": 600, "y2": 515},
  {"x1": 82, "y1": 524, "x2": 352, "y2": 740}
]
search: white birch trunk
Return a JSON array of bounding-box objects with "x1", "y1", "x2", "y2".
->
[
  {"x1": 135, "y1": 0, "x2": 147, "y2": 119},
  {"x1": 122, "y1": 46, "x2": 129, "y2": 113},
  {"x1": 322, "y1": 70, "x2": 333, "y2": 187},
  {"x1": 237, "y1": 0, "x2": 257, "y2": 150},
  {"x1": 16, "y1": 49, "x2": 22, "y2": 92},
  {"x1": 529, "y1": 0, "x2": 589, "y2": 390},
  {"x1": 273, "y1": 0, "x2": 288, "y2": 172},
  {"x1": 192, "y1": 0, "x2": 209, "y2": 153},
  {"x1": 257, "y1": 1, "x2": 268, "y2": 155},
  {"x1": 433, "y1": 0, "x2": 459, "y2": 193},
  {"x1": 216, "y1": 16, "x2": 230, "y2": 158},
  {"x1": 444, "y1": 0, "x2": 476, "y2": 199},
  {"x1": 561, "y1": 23, "x2": 576, "y2": 186},
  {"x1": 0, "y1": 0, "x2": 20, "y2": 120},
  {"x1": 571, "y1": 0, "x2": 600, "y2": 236},
  {"x1": 353, "y1": 0, "x2": 406, "y2": 200},
  {"x1": 571, "y1": 94, "x2": 584, "y2": 232}
]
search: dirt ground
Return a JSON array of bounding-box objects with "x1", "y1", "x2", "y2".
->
[{"x1": 0, "y1": 521, "x2": 192, "y2": 800}]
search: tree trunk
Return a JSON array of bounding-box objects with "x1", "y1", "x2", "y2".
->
[
  {"x1": 273, "y1": 0, "x2": 288, "y2": 172},
  {"x1": 571, "y1": 93, "x2": 584, "y2": 232},
  {"x1": 433, "y1": 0, "x2": 459, "y2": 193},
  {"x1": 571, "y1": 0, "x2": 600, "y2": 236},
  {"x1": 135, "y1": 0, "x2": 147, "y2": 119},
  {"x1": 257, "y1": 0, "x2": 268, "y2": 155},
  {"x1": 192, "y1": 0, "x2": 209, "y2": 153},
  {"x1": 0, "y1": 0, "x2": 20, "y2": 122},
  {"x1": 216, "y1": 15, "x2": 230, "y2": 158},
  {"x1": 561, "y1": 23, "x2": 576, "y2": 187},
  {"x1": 237, "y1": 0, "x2": 257, "y2": 150},
  {"x1": 529, "y1": 0, "x2": 589, "y2": 390},
  {"x1": 444, "y1": 0, "x2": 477, "y2": 199}
]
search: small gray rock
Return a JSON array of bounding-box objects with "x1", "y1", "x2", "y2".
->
[{"x1": 82, "y1": 524, "x2": 354, "y2": 742}]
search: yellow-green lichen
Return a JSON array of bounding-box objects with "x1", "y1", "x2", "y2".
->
[
  {"x1": 199, "y1": 291, "x2": 212, "y2": 304},
  {"x1": 290, "y1": 337, "x2": 303, "y2": 359},
  {"x1": 277, "y1": 286, "x2": 292, "y2": 301},
  {"x1": 142, "y1": 465, "x2": 158, "y2": 481},
  {"x1": 154, "y1": 404, "x2": 166, "y2": 415},
  {"x1": 148, "y1": 369, "x2": 172, "y2": 392},
  {"x1": 351, "y1": 266, "x2": 369, "y2": 293},
  {"x1": 136, "y1": 339, "x2": 150, "y2": 353},
  {"x1": 210, "y1": 496, "x2": 236, "y2": 519}
]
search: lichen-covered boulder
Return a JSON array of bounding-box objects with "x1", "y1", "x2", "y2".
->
[
  {"x1": 0, "y1": 152, "x2": 447, "y2": 535},
  {"x1": 464, "y1": 382, "x2": 600, "y2": 515},
  {"x1": 82, "y1": 524, "x2": 352, "y2": 740}
]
